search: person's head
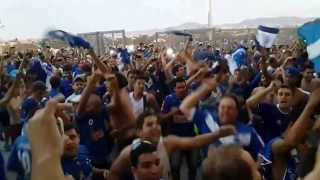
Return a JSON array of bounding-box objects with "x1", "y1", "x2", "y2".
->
[
  {"x1": 127, "y1": 70, "x2": 137, "y2": 87},
  {"x1": 133, "y1": 75, "x2": 147, "y2": 95},
  {"x1": 31, "y1": 81, "x2": 47, "y2": 101},
  {"x1": 171, "y1": 77, "x2": 187, "y2": 99},
  {"x1": 72, "y1": 76, "x2": 84, "y2": 94},
  {"x1": 302, "y1": 64, "x2": 315, "y2": 82},
  {"x1": 284, "y1": 67, "x2": 301, "y2": 88},
  {"x1": 63, "y1": 124, "x2": 80, "y2": 157},
  {"x1": 234, "y1": 69, "x2": 245, "y2": 83},
  {"x1": 136, "y1": 111, "x2": 162, "y2": 144},
  {"x1": 260, "y1": 74, "x2": 270, "y2": 87},
  {"x1": 276, "y1": 85, "x2": 293, "y2": 110},
  {"x1": 49, "y1": 75, "x2": 61, "y2": 89},
  {"x1": 62, "y1": 64, "x2": 73, "y2": 80},
  {"x1": 131, "y1": 140, "x2": 162, "y2": 180},
  {"x1": 173, "y1": 64, "x2": 185, "y2": 78},
  {"x1": 202, "y1": 145, "x2": 261, "y2": 180},
  {"x1": 218, "y1": 94, "x2": 240, "y2": 125},
  {"x1": 85, "y1": 94, "x2": 102, "y2": 113}
]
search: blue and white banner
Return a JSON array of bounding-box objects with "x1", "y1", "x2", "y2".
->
[
  {"x1": 46, "y1": 30, "x2": 92, "y2": 49},
  {"x1": 298, "y1": 19, "x2": 320, "y2": 72},
  {"x1": 256, "y1": 25, "x2": 279, "y2": 48}
]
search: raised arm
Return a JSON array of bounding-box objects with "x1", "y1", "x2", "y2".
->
[
  {"x1": 77, "y1": 73, "x2": 100, "y2": 113},
  {"x1": 108, "y1": 146, "x2": 131, "y2": 180},
  {"x1": 88, "y1": 49, "x2": 111, "y2": 74},
  {"x1": 0, "y1": 57, "x2": 28, "y2": 107},
  {"x1": 180, "y1": 76, "x2": 219, "y2": 120},
  {"x1": 246, "y1": 81, "x2": 275, "y2": 109},
  {"x1": 164, "y1": 125, "x2": 235, "y2": 154}
]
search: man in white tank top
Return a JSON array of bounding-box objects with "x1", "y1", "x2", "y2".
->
[
  {"x1": 108, "y1": 111, "x2": 235, "y2": 180},
  {"x1": 129, "y1": 74, "x2": 160, "y2": 117}
]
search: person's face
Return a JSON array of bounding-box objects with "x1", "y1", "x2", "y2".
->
[
  {"x1": 261, "y1": 75, "x2": 269, "y2": 87},
  {"x1": 241, "y1": 150, "x2": 261, "y2": 180},
  {"x1": 72, "y1": 81, "x2": 84, "y2": 93},
  {"x1": 139, "y1": 116, "x2": 162, "y2": 143},
  {"x1": 218, "y1": 97, "x2": 238, "y2": 125},
  {"x1": 134, "y1": 79, "x2": 146, "y2": 94},
  {"x1": 277, "y1": 88, "x2": 293, "y2": 109},
  {"x1": 63, "y1": 129, "x2": 80, "y2": 157},
  {"x1": 176, "y1": 67, "x2": 185, "y2": 78},
  {"x1": 303, "y1": 68, "x2": 314, "y2": 81},
  {"x1": 128, "y1": 74, "x2": 135, "y2": 86},
  {"x1": 132, "y1": 152, "x2": 162, "y2": 180},
  {"x1": 174, "y1": 82, "x2": 187, "y2": 99},
  {"x1": 220, "y1": 72, "x2": 230, "y2": 82},
  {"x1": 63, "y1": 71, "x2": 73, "y2": 80},
  {"x1": 234, "y1": 70, "x2": 243, "y2": 82}
]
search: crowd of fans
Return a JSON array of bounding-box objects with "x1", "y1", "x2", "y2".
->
[{"x1": 0, "y1": 35, "x2": 320, "y2": 180}]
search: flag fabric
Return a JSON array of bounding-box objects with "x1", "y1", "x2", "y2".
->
[
  {"x1": 298, "y1": 19, "x2": 320, "y2": 72},
  {"x1": 168, "y1": 30, "x2": 192, "y2": 37},
  {"x1": 46, "y1": 30, "x2": 92, "y2": 49},
  {"x1": 256, "y1": 25, "x2": 279, "y2": 48},
  {"x1": 225, "y1": 48, "x2": 247, "y2": 75}
]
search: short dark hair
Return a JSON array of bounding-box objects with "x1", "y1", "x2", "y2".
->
[
  {"x1": 32, "y1": 81, "x2": 47, "y2": 92},
  {"x1": 277, "y1": 84, "x2": 293, "y2": 94},
  {"x1": 202, "y1": 145, "x2": 253, "y2": 180},
  {"x1": 220, "y1": 94, "x2": 241, "y2": 111},
  {"x1": 63, "y1": 123, "x2": 79, "y2": 133},
  {"x1": 172, "y1": 64, "x2": 184, "y2": 75},
  {"x1": 63, "y1": 64, "x2": 72, "y2": 72},
  {"x1": 130, "y1": 141, "x2": 157, "y2": 167},
  {"x1": 50, "y1": 76, "x2": 61, "y2": 89},
  {"x1": 170, "y1": 77, "x2": 186, "y2": 89},
  {"x1": 136, "y1": 111, "x2": 160, "y2": 130}
]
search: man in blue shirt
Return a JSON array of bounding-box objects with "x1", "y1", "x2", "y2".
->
[
  {"x1": 247, "y1": 82, "x2": 294, "y2": 143},
  {"x1": 20, "y1": 81, "x2": 47, "y2": 124},
  {"x1": 161, "y1": 77, "x2": 198, "y2": 180},
  {"x1": 61, "y1": 123, "x2": 93, "y2": 180},
  {"x1": 49, "y1": 75, "x2": 65, "y2": 101},
  {"x1": 180, "y1": 75, "x2": 264, "y2": 159},
  {"x1": 76, "y1": 73, "x2": 110, "y2": 169}
]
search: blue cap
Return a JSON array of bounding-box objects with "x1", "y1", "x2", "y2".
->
[{"x1": 285, "y1": 67, "x2": 300, "y2": 77}]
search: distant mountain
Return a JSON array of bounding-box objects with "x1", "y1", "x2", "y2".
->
[
  {"x1": 218, "y1": 16, "x2": 317, "y2": 29},
  {"x1": 127, "y1": 16, "x2": 317, "y2": 36}
]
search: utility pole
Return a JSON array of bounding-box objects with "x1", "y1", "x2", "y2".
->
[{"x1": 208, "y1": 0, "x2": 213, "y2": 41}]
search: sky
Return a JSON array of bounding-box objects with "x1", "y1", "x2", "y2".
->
[{"x1": 0, "y1": 0, "x2": 319, "y2": 40}]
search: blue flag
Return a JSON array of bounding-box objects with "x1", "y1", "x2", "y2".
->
[
  {"x1": 298, "y1": 19, "x2": 320, "y2": 72},
  {"x1": 167, "y1": 30, "x2": 192, "y2": 37},
  {"x1": 46, "y1": 30, "x2": 92, "y2": 49}
]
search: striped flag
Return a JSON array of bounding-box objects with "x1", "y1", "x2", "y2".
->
[
  {"x1": 256, "y1": 25, "x2": 279, "y2": 48},
  {"x1": 298, "y1": 19, "x2": 320, "y2": 72}
]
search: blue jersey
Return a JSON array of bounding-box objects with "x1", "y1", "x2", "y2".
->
[
  {"x1": 60, "y1": 79, "x2": 73, "y2": 98},
  {"x1": 162, "y1": 93, "x2": 195, "y2": 137},
  {"x1": 190, "y1": 107, "x2": 264, "y2": 159},
  {"x1": 261, "y1": 137, "x2": 298, "y2": 180},
  {"x1": 7, "y1": 133, "x2": 32, "y2": 180},
  {"x1": 75, "y1": 107, "x2": 109, "y2": 166},
  {"x1": 61, "y1": 145, "x2": 93, "y2": 180},
  {"x1": 20, "y1": 97, "x2": 40, "y2": 124},
  {"x1": 252, "y1": 103, "x2": 291, "y2": 143}
]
